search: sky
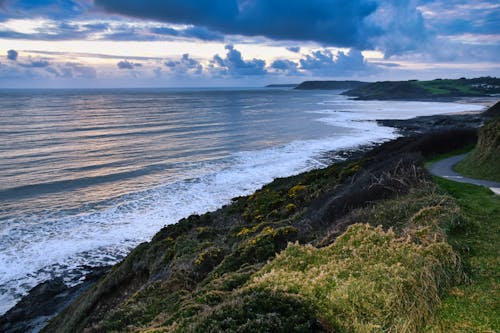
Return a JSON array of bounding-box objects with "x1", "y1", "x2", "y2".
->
[{"x1": 0, "y1": 0, "x2": 498, "y2": 88}]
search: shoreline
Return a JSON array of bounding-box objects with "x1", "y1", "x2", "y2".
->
[
  {"x1": 346, "y1": 95, "x2": 498, "y2": 107},
  {"x1": 0, "y1": 102, "x2": 494, "y2": 333}
]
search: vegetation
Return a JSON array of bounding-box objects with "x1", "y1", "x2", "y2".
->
[
  {"x1": 44, "y1": 129, "x2": 497, "y2": 333},
  {"x1": 161, "y1": 183, "x2": 468, "y2": 333},
  {"x1": 428, "y1": 178, "x2": 500, "y2": 332},
  {"x1": 455, "y1": 117, "x2": 500, "y2": 181},
  {"x1": 344, "y1": 77, "x2": 500, "y2": 100},
  {"x1": 250, "y1": 223, "x2": 460, "y2": 332}
]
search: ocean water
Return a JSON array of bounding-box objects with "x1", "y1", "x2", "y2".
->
[{"x1": 0, "y1": 88, "x2": 483, "y2": 314}]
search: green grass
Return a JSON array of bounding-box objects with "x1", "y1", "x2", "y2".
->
[
  {"x1": 417, "y1": 80, "x2": 480, "y2": 96},
  {"x1": 424, "y1": 145, "x2": 474, "y2": 166},
  {"x1": 454, "y1": 119, "x2": 500, "y2": 182},
  {"x1": 428, "y1": 177, "x2": 500, "y2": 332}
]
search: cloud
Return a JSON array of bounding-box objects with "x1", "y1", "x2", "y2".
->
[
  {"x1": 57, "y1": 62, "x2": 97, "y2": 79},
  {"x1": 164, "y1": 53, "x2": 203, "y2": 75},
  {"x1": 24, "y1": 50, "x2": 162, "y2": 61},
  {"x1": 367, "y1": 1, "x2": 430, "y2": 56},
  {"x1": 117, "y1": 60, "x2": 142, "y2": 69},
  {"x1": 370, "y1": 61, "x2": 400, "y2": 67},
  {"x1": 94, "y1": 0, "x2": 382, "y2": 49},
  {"x1": 0, "y1": 59, "x2": 98, "y2": 87},
  {"x1": 151, "y1": 25, "x2": 224, "y2": 41},
  {"x1": 6, "y1": 49, "x2": 17, "y2": 61},
  {"x1": 299, "y1": 49, "x2": 374, "y2": 76},
  {"x1": 18, "y1": 59, "x2": 50, "y2": 68},
  {"x1": 0, "y1": 19, "x2": 101, "y2": 40},
  {"x1": 286, "y1": 46, "x2": 301, "y2": 53},
  {"x1": 210, "y1": 44, "x2": 267, "y2": 76},
  {"x1": 0, "y1": 0, "x2": 90, "y2": 20},
  {"x1": 419, "y1": 1, "x2": 500, "y2": 36},
  {"x1": 270, "y1": 59, "x2": 300, "y2": 76}
]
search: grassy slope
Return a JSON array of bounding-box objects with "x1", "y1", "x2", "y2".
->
[
  {"x1": 175, "y1": 185, "x2": 468, "y2": 333},
  {"x1": 344, "y1": 77, "x2": 500, "y2": 100},
  {"x1": 455, "y1": 118, "x2": 500, "y2": 182},
  {"x1": 429, "y1": 178, "x2": 499, "y2": 332},
  {"x1": 43, "y1": 130, "x2": 488, "y2": 333},
  {"x1": 416, "y1": 79, "x2": 479, "y2": 96}
]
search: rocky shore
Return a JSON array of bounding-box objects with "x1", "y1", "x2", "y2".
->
[{"x1": 0, "y1": 267, "x2": 110, "y2": 333}]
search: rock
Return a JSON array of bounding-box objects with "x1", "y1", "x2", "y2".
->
[{"x1": 0, "y1": 266, "x2": 110, "y2": 333}]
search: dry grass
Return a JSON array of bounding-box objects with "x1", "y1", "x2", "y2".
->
[{"x1": 248, "y1": 207, "x2": 463, "y2": 332}]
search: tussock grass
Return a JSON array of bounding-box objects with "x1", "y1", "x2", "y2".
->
[
  {"x1": 249, "y1": 224, "x2": 461, "y2": 332},
  {"x1": 245, "y1": 188, "x2": 466, "y2": 332},
  {"x1": 163, "y1": 186, "x2": 468, "y2": 333}
]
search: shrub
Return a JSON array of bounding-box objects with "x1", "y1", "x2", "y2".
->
[{"x1": 185, "y1": 289, "x2": 323, "y2": 333}]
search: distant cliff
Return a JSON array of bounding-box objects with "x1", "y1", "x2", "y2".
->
[
  {"x1": 294, "y1": 80, "x2": 369, "y2": 90},
  {"x1": 265, "y1": 84, "x2": 298, "y2": 88},
  {"x1": 344, "y1": 77, "x2": 500, "y2": 100}
]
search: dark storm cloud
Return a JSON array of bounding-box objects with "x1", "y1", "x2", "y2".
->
[
  {"x1": 93, "y1": 0, "x2": 499, "y2": 59},
  {"x1": 1, "y1": 0, "x2": 497, "y2": 60},
  {"x1": 7, "y1": 49, "x2": 17, "y2": 61},
  {"x1": 94, "y1": 0, "x2": 380, "y2": 49},
  {"x1": 0, "y1": 0, "x2": 90, "y2": 19},
  {"x1": 210, "y1": 45, "x2": 266, "y2": 76},
  {"x1": 151, "y1": 26, "x2": 224, "y2": 41}
]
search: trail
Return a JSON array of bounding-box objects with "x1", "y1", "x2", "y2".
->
[{"x1": 427, "y1": 154, "x2": 500, "y2": 195}]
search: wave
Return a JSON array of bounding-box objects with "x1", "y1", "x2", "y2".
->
[{"x1": 0, "y1": 117, "x2": 395, "y2": 315}]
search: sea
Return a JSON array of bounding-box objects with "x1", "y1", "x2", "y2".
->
[{"x1": 0, "y1": 88, "x2": 484, "y2": 314}]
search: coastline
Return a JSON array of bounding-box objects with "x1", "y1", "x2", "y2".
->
[{"x1": 1, "y1": 105, "x2": 491, "y2": 333}]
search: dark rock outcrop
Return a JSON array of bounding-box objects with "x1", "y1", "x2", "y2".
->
[
  {"x1": 295, "y1": 80, "x2": 368, "y2": 90},
  {"x1": 0, "y1": 267, "x2": 109, "y2": 333}
]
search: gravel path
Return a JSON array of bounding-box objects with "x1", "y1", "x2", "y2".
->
[{"x1": 427, "y1": 154, "x2": 500, "y2": 195}]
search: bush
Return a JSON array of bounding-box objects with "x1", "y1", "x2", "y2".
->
[{"x1": 186, "y1": 290, "x2": 323, "y2": 333}]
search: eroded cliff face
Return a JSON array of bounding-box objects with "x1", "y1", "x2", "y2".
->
[{"x1": 42, "y1": 129, "x2": 477, "y2": 333}]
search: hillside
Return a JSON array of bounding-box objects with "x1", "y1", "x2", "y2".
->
[
  {"x1": 36, "y1": 129, "x2": 487, "y2": 333},
  {"x1": 294, "y1": 80, "x2": 368, "y2": 90},
  {"x1": 455, "y1": 115, "x2": 500, "y2": 181},
  {"x1": 344, "y1": 77, "x2": 500, "y2": 100}
]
